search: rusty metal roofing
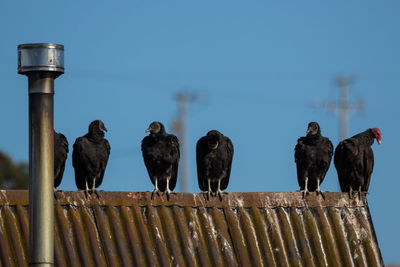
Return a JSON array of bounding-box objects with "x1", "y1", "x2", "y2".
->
[{"x1": 0, "y1": 190, "x2": 383, "y2": 266}]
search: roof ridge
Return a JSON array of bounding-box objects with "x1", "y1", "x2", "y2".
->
[{"x1": 0, "y1": 190, "x2": 367, "y2": 208}]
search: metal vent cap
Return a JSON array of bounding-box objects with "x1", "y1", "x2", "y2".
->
[{"x1": 18, "y1": 43, "x2": 64, "y2": 74}]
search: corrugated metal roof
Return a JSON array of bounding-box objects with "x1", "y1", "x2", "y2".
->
[{"x1": 0, "y1": 190, "x2": 383, "y2": 266}]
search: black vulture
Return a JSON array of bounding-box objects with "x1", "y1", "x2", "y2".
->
[
  {"x1": 141, "y1": 121, "x2": 180, "y2": 199},
  {"x1": 54, "y1": 130, "x2": 68, "y2": 191},
  {"x1": 196, "y1": 130, "x2": 234, "y2": 200},
  {"x1": 294, "y1": 122, "x2": 333, "y2": 196},
  {"x1": 72, "y1": 120, "x2": 110, "y2": 197},
  {"x1": 334, "y1": 128, "x2": 381, "y2": 198}
]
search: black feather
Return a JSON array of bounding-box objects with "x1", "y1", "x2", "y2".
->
[
  {"x1": 294, "y1": 122, "x2": 333, "y2": 191},
  {"x1": 72, "y1": 120, "x2": 110, "y2": 190},
  {"x1": 196, "y1": 130, "x2": 234, "y2": 193},
  {"x1": 54, "y1": 131, "x2": 68, "y2": 188},
  {"x1": 141, "y1": 122, "x2": 180, "y2": 192},
  {"x1": 334, "y1": 128, "x2": 381, "y2": 193}
]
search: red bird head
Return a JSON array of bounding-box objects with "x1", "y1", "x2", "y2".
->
[{"x1": 371, "y1": 128, "x2": 382, "y2": 144}]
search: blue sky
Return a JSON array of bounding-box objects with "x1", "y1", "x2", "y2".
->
[{"x1": 1, "y1": 1, "x2": 399, "y2": 263}]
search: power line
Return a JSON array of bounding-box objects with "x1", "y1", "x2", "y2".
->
[{"x1": 314, "y1": 74, "x2": 365, "y2": 141}]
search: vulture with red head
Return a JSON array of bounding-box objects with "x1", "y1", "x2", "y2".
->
[{"x1": 334, "y1": 128, "x2": 382, "y2": 198}]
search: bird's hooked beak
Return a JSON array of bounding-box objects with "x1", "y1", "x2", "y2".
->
[
  {"x1": 377, "y1": 139, "x2": 381, "y2": 145},
  {"x1": 209, "y1": 142, "x2": 219, "y2": 150},
  {"x1": 306, "y1": 127, "x2": 315, "y2": 136},
  {"x1": 100, "y1": 124, "x2": 108, "y2": 132},
  {"x1": 145, "y1": 127, "x2": 151, "y2": 133}
]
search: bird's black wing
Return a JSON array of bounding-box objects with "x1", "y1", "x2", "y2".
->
[
  {"x1": 334, "y1": 138, "x2": 361, "y2": 192},
  {"x1": 196, "y1": 136, "x2": 209, "y2": 191},
  {"x1": 72, "y1": 137, "x2": 88, "y2": 190},
  {"x1": 328, "y1": 139, "x2": 333, "y2": 159},
  {"x1": 54, "y1": 133, "x2": 69, "y2": 188},
  {"x1": 294, "y1": 137, "x2": 306, "y2": 163},
  {"x1": 141, "y1": 135, "x2": 157, "y2": 186},
  {"x1": 318, "y1": 136, "x2": 334, "y2": 183},
  {"x1": 167, "y1": 134, "x2": 180, "y2": 191},
  {"x1": 95, "y1": 139, "x2": 111, "y2": 188},
  {"x1": 221, "y1": 136, "x2": 234, "y2": 191},
  {"x1": 294, "y1": 137, "x2": 308, "y2": 189},
  {"x1": 362, "y1": 146, "x2": 374, "y2": 192},
  {"x1": 334, "y1": 142, "x2": 347, "y2": 192}
]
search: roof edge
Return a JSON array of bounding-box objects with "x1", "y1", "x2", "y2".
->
[{"x1": 0, "y1": 190, "x2": 366, "y2": 208}]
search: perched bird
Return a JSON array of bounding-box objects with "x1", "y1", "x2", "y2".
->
[
  {"x1": 72, "y1": 120, "x2": 110, "y2": 197},
  {"x1": 54, "y1": 130, "x2": 68, "y2": 191},
  {"x1": 196, "y1": 130, "x2": 234, "y2": 200},
  {"x1": 294, "y1": 122, "x2": 333, "y2": 196},
  {"x1": 141, "y1": 121, "x2": 180, "y2": 199},
  {"x1": 334, "y1": 128, "x2": 381, "y2": 198}
]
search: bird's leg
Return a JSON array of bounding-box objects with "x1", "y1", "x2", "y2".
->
[
  {"x1": 201, "y1": 179, "x2": 211, "y2": 200},
  {"x1": 216, "y1": 171, "x2": 228, "y2": 200},
  {"x1": 93, "y1": 178, "x2": 100, "y2": 198},
  {"x1": 300, "y1": 177, "x2": 309, "y2": 198},
  {"x1": 216, "y1": 179, "x2": 225, "y2": 201},
  {"x1": 85, "y1": 180, "x2": 90, "y2": 199},
  {"x1": 349, "y1": 186, "x2": 355, "y2": 199},
  {"x1": 208, "y1": 179, "x2": 212, "y2": 200},
  {"x1": 164, "y1": 176, "x2": 174, "y2": 200},
  {"x1": 357, "y1": 185, "x2": 362, "y2": 199},
  {"x1": 202, "y1": 179, "x2": 212, "y2": 200},
  {"x1": 151, "y1": 178, "x2": 160, "y2": 200},
  {"x1": 316, "y1": 179, "x2": 325, "y2": 198}
]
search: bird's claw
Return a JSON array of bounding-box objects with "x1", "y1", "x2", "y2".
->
[
  {"x1": 151, "y1": 188, "x2": 160, "y2": 200},
  {"x1": 163, "y1": 189, "x2": 174, "y2": 195},
  {"x1": 348, "y1": 191, "x2": 353, "y2": 199},
  {"x1": 350, "y1": 192, "x2": 359, "y2": 200},
  {"x1": 300, "y1": 189, "x2": 309, "y2": 198},
  {"x1": 201, "y1": 191, "x2": 209, "y2": 200},
  {"x1": 349, "y1": 189, "x2": 359, "y2": 200},
  {"x1": 84, "y1": 189, "x2": 90, "y2": 199},
  {"x1": 216, "y1": 190, "x2": 225, "y2": 201},
  {"x1": 348, "y1": 187, "x2": 363, "y2": 200},
  {"x1": 82, "y1": 189, "x2": 100, "y2": 199},
  {"x1": 357, "y1": 190, "x2": 368, "y2": 200},
  {"x1": 316, "y1": 190, "x2": 325, "y2": 199},
  {"x1": 164, "y1": 189, "x2": 174, "y2": 200}
]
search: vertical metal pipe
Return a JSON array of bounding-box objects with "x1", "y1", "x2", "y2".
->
[
  {"x1": 18, "y1": 43, "x2": 64, "y2": 267},
  {"x1": 29, "y1": 74, "x2": 54, "y2": 267}
]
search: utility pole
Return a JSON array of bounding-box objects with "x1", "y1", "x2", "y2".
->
[
  {"x1": 314, "y1": 75, "x2": 364, "y2": 141},
  {"x1": 171, "y1": 91, "x2": 198, "y2": 192}
]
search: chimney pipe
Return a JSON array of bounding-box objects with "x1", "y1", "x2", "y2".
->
[{"x1": 18, "y1": 43, "x2": 64, "y2": 267}]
